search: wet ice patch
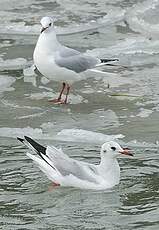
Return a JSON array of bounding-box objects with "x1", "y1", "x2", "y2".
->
[
  {"x1": 56, "y1": 6, "x2": 125, "y2": 35},
  {"x1": 0, "y1": 4, "x2": 125, "y2": 36},
  {"x1": 17, "y1": 112, "x2": 47, "y2": 120},
  {"x1": 23, "y1": 75, "x2": 37, "y2": 88},
  {"x1": 40, "y1": 109, "x2": 120, "y2": 133},
  {"x1": 87, "y1": 38, "x2": 159, "y2": 60},
  {"x1": 102, "y1": 74, "x2": 132, "y2": 88},
  {"x1": 0, "y1": 127, "x2": 45, "y2": 139},
  {"x1": 40, "y1": 77, "x2": 50, "y2": 85},
  {"x1": 28, "y1": 92, "x2": 85, "y2": 104},
  {"x1": 23, "y1": 65, "x2": 37, "y2": 77},
  {"x1": 0, "y1": 19, "x2": 39, "y2": 35},
  {"x1": 136, "y1": 108, "x2": 153, "y2": 118},
  {"x1": 126, "y1": 0, "x2": 159, "y2": 38},
  {"x1": 1, "y1": 99, "x2": 42, "y2": 110},
  {"x1": 0, "y1": 75, "x2": 16, "y2": 94},
  {"x1": 28, "y1": 91, "x2": 59, "y2": 100},
  {"x1": 56, "y1": 129, "x2": 124, "y2": 144},
  {"x1": 128, "y1": 65, "x2": 159, "y2": 100},
  {"x1": 0, "y1": 57, "x2": 27, "y2": 71},
  {"x1": 0, "y1": 126, "x2": 124, "y2": 145}
]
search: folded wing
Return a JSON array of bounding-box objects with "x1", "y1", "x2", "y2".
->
[
  {"x1": 18, "y1": 136, "x2": 99, "y2": 185},
  {"x1": 55, "y1": 54, "x2": 99, "y2": 73},
  {"x1": 46, "y1": 146, "x2": 99, "y2": 183}
]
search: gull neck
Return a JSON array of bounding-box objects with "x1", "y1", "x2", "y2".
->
[
  {"x1": 37, "y1": 27, "x2": 60, "y2": 53},
  {"x1": 99, "y1": 154, "x2": 120, "y2": 186}
]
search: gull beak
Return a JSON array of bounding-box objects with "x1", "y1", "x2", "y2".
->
[
  {"x1": 41, "y1": 27, "x2": 47, "y2": 33},
  {"x1": 119, "y1": 147, "x2": 133, "y2": 156}
]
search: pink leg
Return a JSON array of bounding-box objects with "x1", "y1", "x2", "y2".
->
[
  {"x1": 49, "y1": 82, "x2": 66, "y2": 103},
  {"x1": 63, "y1": 84, "x2": 70, "y2": 104},
  {"x1": 48, "y1": 182, "x2": 60, "y2": 191}
]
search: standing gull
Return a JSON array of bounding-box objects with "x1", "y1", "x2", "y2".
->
[
  {"x1": 17, "y1": 136, "x2": 133, "y2": 190},
  {"x1": 33, "y1": 16, "x2": 118, "y2": 104}
]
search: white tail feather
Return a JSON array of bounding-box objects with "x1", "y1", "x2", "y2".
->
[{"x1": 26, "y1": 153, "x2": 61, "y2": 183}]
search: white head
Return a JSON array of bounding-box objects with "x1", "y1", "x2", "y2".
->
[
  {"x1": 40, "y1": 16, "x2": 54, "y2": 33},
  {"x1": 100, "y1": 141, "x2": 133, "y2": 159}
]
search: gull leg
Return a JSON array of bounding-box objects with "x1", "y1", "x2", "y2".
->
[
  {"x1": 64, "y1": 84, "x2": 70, "y2": 104},
  {"x1": 49, "y1": 82, "x2": 66, "y2": 103},
  {"x1": 48, "y1": 182, "x2": 60, "y2": 191},
  {"x1": 58, "y1": 82, "x2": 66, "y2": 101}
]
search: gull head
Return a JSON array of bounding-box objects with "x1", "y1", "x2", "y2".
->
[
  {"x1": 40, "y1": 16, "x2": 54, "y2": 33},
  {"x1": 101, "y1": 141, "x2": 133, "y2": 159}
]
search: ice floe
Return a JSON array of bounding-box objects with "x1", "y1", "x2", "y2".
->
[
  {"x1": 126, "y1": 0, "x2": 159, "y2": 38},
  {"x1": 136, "y1": 108, "x2": 153, "y2": 118},
  {"x1": 0, "y1": 57, "x2": 27, "y2": 71},
  {"x1": 0, "y1": 75, "x2": 16, "y2": 94},
  {"x1": 0, "y1": 127, "x2": 124, "y2": 144},
  {"x1": 56, "y1": 128, "x2": 124, "y2": 143}
]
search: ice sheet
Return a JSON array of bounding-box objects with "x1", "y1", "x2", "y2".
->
[
  {"x1": 0, "y1": 58, "x2": 27, "y2": 71},
  {"x1": 0, "y1": 75, "x2": 16, "y2": 94},
  {"x1": 0, "y1": 127, "x2": 124, "y2": 144},
  {"x1": 56, "y1": 128, "x2": 124, "y2": 143}
]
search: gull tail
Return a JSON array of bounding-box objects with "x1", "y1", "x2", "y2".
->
[
  {"x1": 17, "y1": 136, "x2": 46, "y2": 155},
  {"x1": 17, "y1": 136, "x2": 61, "y2": 184},
  {"x1": 26, "y1": 152, "x2": 60, "y2": 183}
]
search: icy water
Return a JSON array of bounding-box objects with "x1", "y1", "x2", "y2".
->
[{"x1": 0, "y1": 0, "x2": 159, "y2": 229}]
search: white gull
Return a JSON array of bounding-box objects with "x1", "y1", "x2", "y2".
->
[
  {"x1": 33, "y1": 16, "x2": 118, "y2": 104},
  {"x1": 17, "y1": 136, "x2": 133, "y2": 190}
]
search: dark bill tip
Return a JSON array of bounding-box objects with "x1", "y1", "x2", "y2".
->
[
  {"x1": 119, "y1": 149, "x2": 134, "y2": 156},
  {"x1": 41, "y1": 27, "x2": 47, "y2": 33}
]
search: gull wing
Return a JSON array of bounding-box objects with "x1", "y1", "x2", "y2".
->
[
  {"x1": 55, "y1": 53, "x2": 99, "y2": 73},
  {"x1": 59, "y1": 45, "x2": 81, "y2": 57},
  {"x1": 57, "y1": 45, "x2": 118, "y2": 72},
  {"x1": 17, "y1": 136, "x2": 99, "y2": 184},
  {"x1": 45, "y1": 146, "x2": 99, "y2": 183}
]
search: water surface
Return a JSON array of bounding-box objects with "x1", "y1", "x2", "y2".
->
[{"x1": 0, "y1": 0, "x2": 159, "y2": 229}]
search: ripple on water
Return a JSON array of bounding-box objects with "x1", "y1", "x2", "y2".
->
[
  {"x1": 0, "y1": 142, "x2": 159, "y2": 229},
  {"x1": 0, "y1": 0, "x2": 159, "y2": 229}
]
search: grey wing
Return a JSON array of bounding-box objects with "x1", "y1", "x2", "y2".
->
[
  {"x1": 59, "y1": 46, "x2": 81, "y2": 57},
  {"x1": 55, "y1": 54, "x2": 99, "y2": 73},
  {"x1": 46, "y1": 146, "x2": 98, "y2": 183}
]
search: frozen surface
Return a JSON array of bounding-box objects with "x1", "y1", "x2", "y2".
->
[
  {"x1": 0, "y1": 75, "x2": 16, "y2": 94},
  {"x1": 56, "y1": 128, "x2": 124, "y2": 143},
  {"x1": 0, "y1": 0, "x2": 159, "y2": 229},
  {"x1": 0, "y1": 57, "x2": 27, "y2": 71}
]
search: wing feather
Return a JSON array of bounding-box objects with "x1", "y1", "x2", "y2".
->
[
  {"x1": 46, "y1": 146, "x2": 99, "y2": 183},
  {"x1": 55, "y1": 54, "x2": 99, "y2": 73}
]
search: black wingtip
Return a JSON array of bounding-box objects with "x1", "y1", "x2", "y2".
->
[
  {"x1": 100, "y1": 58, "x2": 119, "y2": 63},
  {"x1": 19, "y1": 135, "x2": 55, "y2": 170},
  {"x1": 24, "y1": 135, "x2": 46, "y2": 155},
  {"x1": 17, "y1": 137, "x2": 24, "y2": 143},
  {"x1": 24, "y1": 135, "x2": 32, "y2": 142}
]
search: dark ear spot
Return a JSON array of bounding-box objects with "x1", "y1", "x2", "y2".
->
[
  {"x1": 103, "y1": 150, "x2": 107, "y2": 153},
  {"x1": 49, "y1": 23, "x2": 52, "y2": 26},
  {"x1": 111, "y1": 146, "x2": 116, "y2": 151}
]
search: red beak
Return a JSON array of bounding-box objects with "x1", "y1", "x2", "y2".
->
[{"x1": 119, "y1": 148, "x2": 133, "y2": 156}]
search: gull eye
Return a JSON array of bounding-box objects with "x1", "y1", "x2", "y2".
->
[
  {"x1": 103, "y1": 150, "x2": 107, "y2": 153},
  {"x1": 111, "y1": 146, "x2": 116, "y2": 151},
  {"x1": 49, "y1": 23, "x2": 52, "y2": 26}
]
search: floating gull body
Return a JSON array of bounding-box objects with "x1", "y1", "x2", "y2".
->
[
  {"x1": 17, "y1": 136, "x2": 133, "y2": 190},
  {"x1": 33, "y1": 16, "x2": 118, "y2": 103}
]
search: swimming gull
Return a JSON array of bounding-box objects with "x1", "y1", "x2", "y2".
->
[{"x1": 17, "y1": 136, "x2": 133, "y2": 190}]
